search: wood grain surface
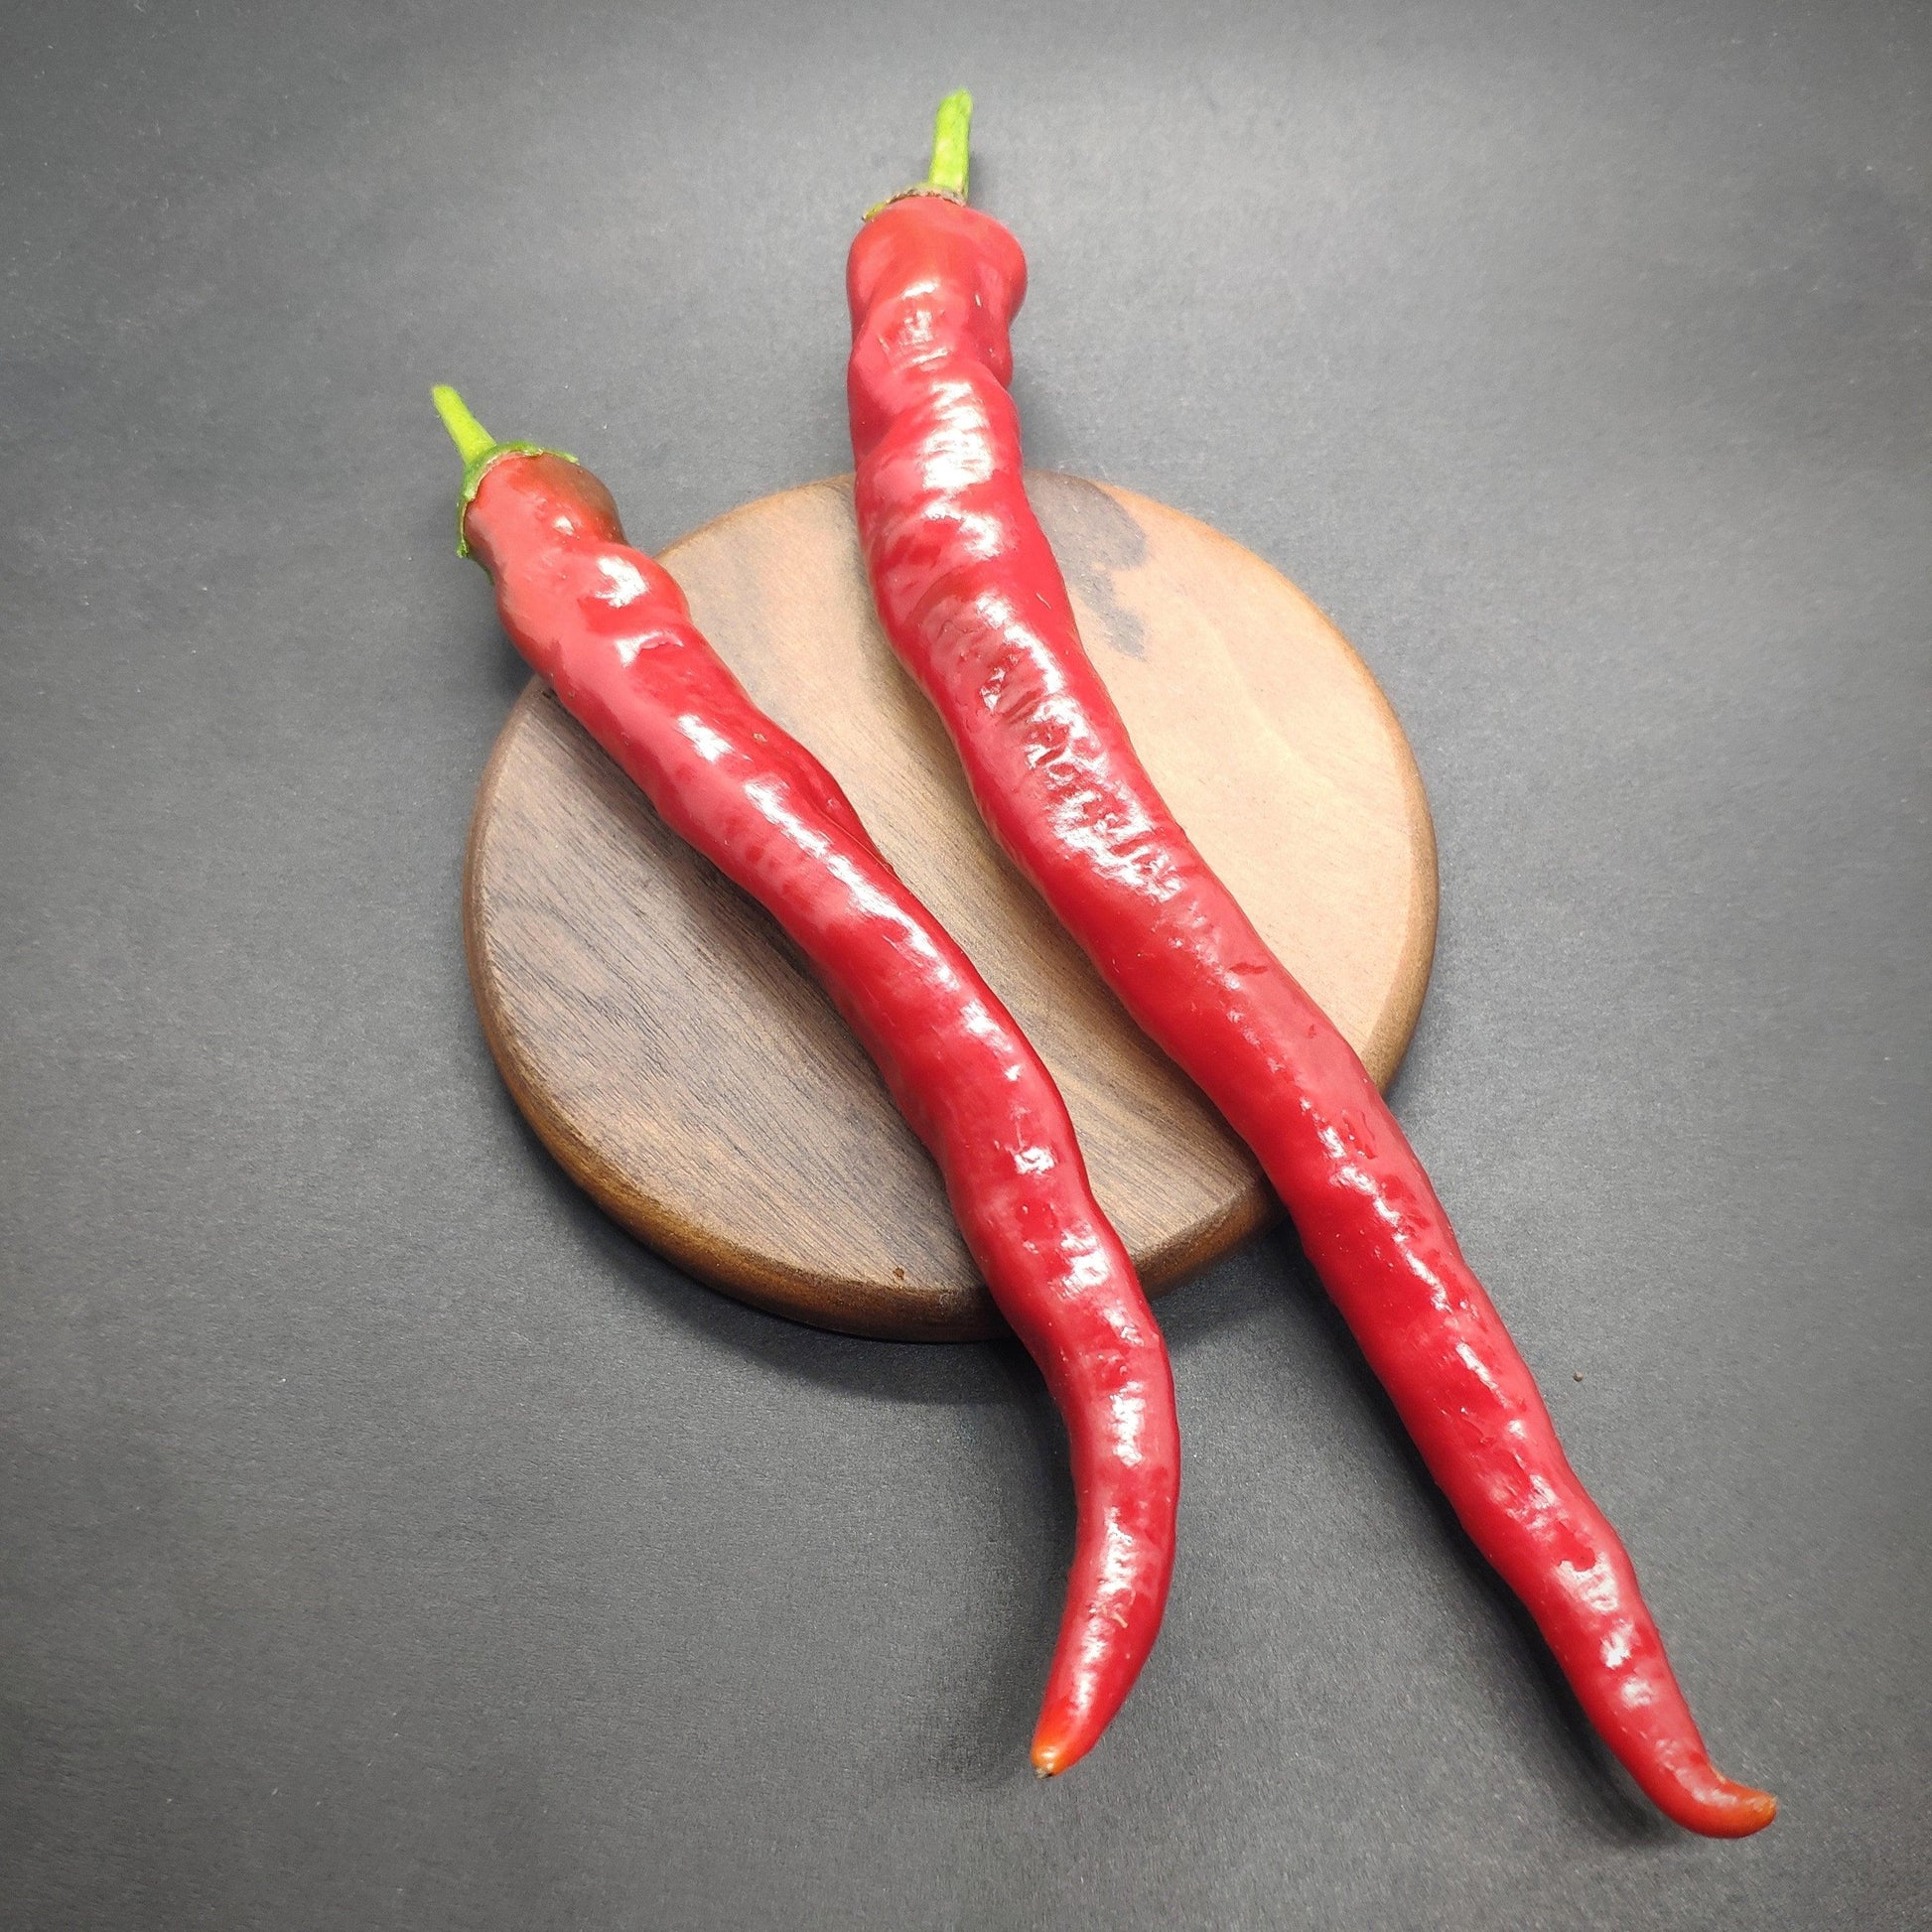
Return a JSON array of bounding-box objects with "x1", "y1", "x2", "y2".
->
[{"x1": 463, "y1": 474, "x2": 1438, "y2": 1340}]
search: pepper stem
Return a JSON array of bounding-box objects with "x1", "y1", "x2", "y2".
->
[
  {"x1": 432, "y1": 384, "x2": 498, "y2": 468},
  {"x1": 923, "y1": 89, "x2": 972, "y2": 200}
]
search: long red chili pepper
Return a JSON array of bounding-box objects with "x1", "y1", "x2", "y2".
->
[
  {"x1": 845, "y1": 97, "x2": 1776, "y2": 1836},
  {"x1": 433, "y1": 385, "x2": 1177, "y2": 1775}
]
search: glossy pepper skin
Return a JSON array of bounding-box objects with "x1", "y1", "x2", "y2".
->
[
  {"x1": 844, "y1": 102, "x2": 1774, "y2": 1837},
  {"x1": 434, "y1": 387, "x2": 1177, "y2": 1776}
]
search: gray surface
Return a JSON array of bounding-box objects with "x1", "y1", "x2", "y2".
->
[{"x1": 2, "y1": 0, "x2": 1927, "y2": 1925}]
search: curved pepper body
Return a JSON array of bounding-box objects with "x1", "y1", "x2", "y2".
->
[
  {"x1": 847, "y1": 195, "x2": 1774, "y2": 1837},
  {"x1": 457, "y1": 443, "x2": 1177, "y2": 1774}
]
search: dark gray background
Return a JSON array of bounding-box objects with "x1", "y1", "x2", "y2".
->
[{"x1": 3, "y1": 0, "x2": 1926, "y2": 1925}]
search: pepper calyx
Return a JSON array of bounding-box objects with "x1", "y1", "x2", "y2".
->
[
  {"x1": 862, "y1": 185, "x2": 967, "y2": 223},
  {"x1": 431, "y1": 384, "x2": 578, "y2": 558},
  {"x1": 452, "y1": 441, "x2": 578, "y2": 559}
]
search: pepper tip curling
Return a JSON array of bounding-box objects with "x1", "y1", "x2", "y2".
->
[
  {"x1": 1685, "y1": 1778, "x2": 1779, "y2": 1839},
  {"x1": 1029, "y1": 1719, "x2": 1092, "y2": 1779}
]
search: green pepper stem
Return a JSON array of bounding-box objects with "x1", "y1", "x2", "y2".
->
[
  {"x1": 923, "y1": 90, "x2": 972, "y2": 200},
  {"x1": 432, "y1": 384, "x2": 497, "y2": 467}
]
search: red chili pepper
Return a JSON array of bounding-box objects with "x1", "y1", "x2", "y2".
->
[
  {"x1": 845, "y1": 97, "x2": 1776, "y2": 1837},
  {"x1": 434, "y1": 385, "x2": 1177, "y2": 1775}
]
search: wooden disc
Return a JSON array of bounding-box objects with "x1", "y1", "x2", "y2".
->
[{"x1": 465, "y1": 474, "x2": 1438, "y2": 1340}]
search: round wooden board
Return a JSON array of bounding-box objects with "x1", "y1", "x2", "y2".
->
[{"x1": 465, "y1": 474, "x2": 1438, "y2": 1340}]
